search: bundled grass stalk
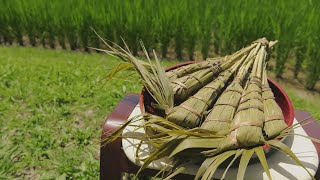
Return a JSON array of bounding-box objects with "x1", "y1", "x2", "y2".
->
[
  {"x1": 203, "y1": 43, "x2": 268, "y2": 156},
  {"x1": 201, "y1": 43, "x2": 261, "y2": 133},
  {"x1": 229, "y1": 45, "x2": 266, "y2": 147},
  {"x1": 199, "y1": 40, "x2": 318, "y2": 180},
  {"x1": 167, "y1": 58, "x2": 245, "y2": 128},
  {"x1": 166, "y1": 57, "x2": 222, "y2": 80},
  {"x1": 167, "y1": 40, "x2": 269, "y2": 157},
  {"x1": 171, "y1": 43, "x2": 257, "y2": 102},
  {"x1": 262, "y1": 66, "x2": 288, "y2": 139},
  {"x1": 171, "y1": 68, "x2": 219, "y2": 102},
  {"x1": 196, "y1": 42, "x2": 276, "y2": 180}
]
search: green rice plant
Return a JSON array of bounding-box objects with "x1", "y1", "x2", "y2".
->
[
  {"x1": 0, "y1": 1, "x2": 14, "y2": 45},
  {"x1": 89, "y1": 2, "x2": 108, "y2": 51},
  {"x1": 120, "y1": 1, "x2": 142, "y2": 55},
  {"x1": 36, "y1": 1, "x2": 49, "y2": 48},
  {"x1": 61, "y1": 0, "x2": 80, "y2": 50},
  {"x1": 173, "y1": 1, "x2": 188, "y2": 60},
  {"x1": 21, "y1": 0, "x2": 40, "y2": 46},
  {"x1": 184, "y1": 3, "x2": 199, "y2": 60},
  {"x1": 79, "y1": 7, "x2": 92, "y2": 52},
  {"x1": 174, "y1": 26, "x2": 184, "y2": 60},
  {"x1": 305, "y1": 6, "x2": 320, "y2": 89},
  {"x1": 211, "y1": 0, "x2": 234, "y2": 55},
  {"x1": 270, "y1": 1, "x2": 301, "y2": 78},
  {"x1": 305, "y1": 39, "x2": 320, "y2": 90},
  {"x1": 154, "y1": 1, "x2": 174, "y2": 59},
  {"x1": 42, "y1": 1, "x2": 58, "y2": 49},
  {"x1": 228, "y1": 0, "x2": 263, "y2": 50},
  {"x1": 38, "y1": 10, "x2": 47, "y2": 48},
  {"x1": 6, "y1": 0, "x2": 25, "y2": 46},
  {"x1": 293, "y1": 4, "x2": 314, "y2": 78},
  {"x1": 294, "y1": 46, "x2": 307, "y2": 78},
  {"x1": 137, "y1": 1, "x2": 156, "y2": 54},
  {"x1": 198, "y1": 0, "x2": 214, "y2": 59},
  {"x1": 54, "y1": 2, "x2": 67, "y2": 49}
]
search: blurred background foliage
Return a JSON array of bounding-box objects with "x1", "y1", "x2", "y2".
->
[{"x1": 0, "y1": 0, "x2": 320, "y2": 89}]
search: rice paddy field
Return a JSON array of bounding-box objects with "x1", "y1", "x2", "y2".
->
[
  {"x1": 0, "y1": 0, "x2": 320, "y2": 89},
  {"x1": 0, "y1": 46, "x2": 319, "y2": 179}
]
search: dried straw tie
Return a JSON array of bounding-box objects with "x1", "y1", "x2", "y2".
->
[
  {"x1": 179, "y1": 104, "x2": 203, "y2": 119},
  {"x1": 171, "y1": 68, "x2": 219, "y2": 102},
  {"x1": 200, "y1": 81, "x2": 245, "y2": 132},
  {"x1": 262, "y1": 85, "x2": 275, "y2": 100},
  {"x1": 190, "y1": 95, "x2": 210, "y2": 106},
  {"x1": 265, "y1": 115, "x2": 285, "y2": 122},
  {"x1": 253, "y1": 38, "x2": 270, "y2": 49},
  {"x1": 200, "y1": 52, "x2": 256, "y2": 133},
  {"x1": 171, "y1": 73, "x2": 206, "y2": 96}
]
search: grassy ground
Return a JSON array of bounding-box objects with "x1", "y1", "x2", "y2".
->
[{"x1": 0, "y1": 46, "x2": 319, "y2": 179}]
